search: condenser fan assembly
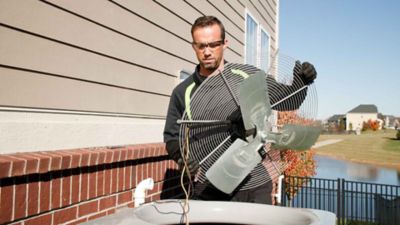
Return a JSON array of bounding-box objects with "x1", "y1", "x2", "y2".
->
[{"x1": 178, "y1": 54, "x2": 321, "y2": 194}]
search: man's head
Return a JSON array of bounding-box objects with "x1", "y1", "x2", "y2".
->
[{"x1": 191, "y1": 16, "x2": 228, "y2": 76}]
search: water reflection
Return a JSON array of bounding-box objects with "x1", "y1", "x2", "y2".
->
[
  {"x1": 314, "y1": 155, "x2": 400, "y2": 186},
  {"x1": 346, "y1": 164, "x2": 378, "y2": 181}
]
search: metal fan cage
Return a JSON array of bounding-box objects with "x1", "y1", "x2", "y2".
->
[{"x1": 179, "y1": 54, "x2": 319, "y2": 191}]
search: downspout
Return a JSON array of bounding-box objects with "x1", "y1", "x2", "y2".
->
[
  {"x1": 134, "y1": 178, "x2": 154, "y2": 207},
  {"x1": 274, "y1": 175, "x2": 284, "y2": 204}
]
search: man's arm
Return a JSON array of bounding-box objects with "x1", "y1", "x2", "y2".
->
[
  {"x1": 163, "y1": 90, "x2": 183, "y2": 163},
  {"x1": 267, "y1": 61, "x2": 317, "y2": 111},
  {"x1": 163, "y1": 90, "x2": 200, "y2": 174}
]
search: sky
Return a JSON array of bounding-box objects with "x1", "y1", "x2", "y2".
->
[{"x1": 279, "y1": 0, "x2": 400, "y2": 120}]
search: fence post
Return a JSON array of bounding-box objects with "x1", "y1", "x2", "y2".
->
[
  {"x1": 281, "y1": 175, "x2": 286, "y2": 206},
  {"x1": 336, "y1": 178, "x2": 342, "y2": 225},
  {"x1": 336, "y1": 178, "x2": 340, "y2": 225},
  {"x1": 341, "y1": 178, "x2": 346, "y2": 225}
]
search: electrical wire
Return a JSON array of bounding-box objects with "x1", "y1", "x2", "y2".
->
[
  {"x1": 150, "y1": 199, "x2": 189, "y2": 216},
  {"x1": 179, "y1": 126, "x2": 191, "y2": 225}
]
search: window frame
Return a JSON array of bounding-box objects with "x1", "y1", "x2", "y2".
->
[
  {"x1": 245, "y1": 12, "x2": 258, "y2": 67},
  {"x1": 244, "y1": 10, "x2": 271, "y2": 71},
  {"x1": 260, "y1": 27, "x2": 271, "y2": 72}
]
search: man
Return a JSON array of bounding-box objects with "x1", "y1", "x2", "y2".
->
[{"x1": 163, "y1": 16, "x2": 317, "y2": 204}]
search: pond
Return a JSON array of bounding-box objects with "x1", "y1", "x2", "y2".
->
[{"x1": 314, "y1": 155, "x2": 400, "y2": 186}]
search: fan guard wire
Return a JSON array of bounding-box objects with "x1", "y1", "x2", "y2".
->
[{"x1": 178, "y1": 53, "x2": 319, "y2": 191}]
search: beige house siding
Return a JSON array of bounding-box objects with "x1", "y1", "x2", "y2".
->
[
  {"x1": 0, "y1": 0, "x2": 279, "y2": 153},
  {"x1": 346, "y1": 113, "x2": 378, "y2": 131}
]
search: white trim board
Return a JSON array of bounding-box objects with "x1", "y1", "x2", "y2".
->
[{"x1": 0, "y1": 110, "x2": 164, "y2": 153}]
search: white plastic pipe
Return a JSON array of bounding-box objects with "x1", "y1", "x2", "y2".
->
[
  {"x1": 134, "y1": 178, "x2": 154, "y2": 207},
  {"x1": 274, "y1": 175, "x2": 285, "y2": 204}
]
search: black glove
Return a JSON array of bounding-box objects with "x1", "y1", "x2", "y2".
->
[
  {"x1": 178, "y1": 157, "x2": 199, "y2": 175},
  {"x1": 294, "y1": 60, "x2": 317, "y2": 85}
]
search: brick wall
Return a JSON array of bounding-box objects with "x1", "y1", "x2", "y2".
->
[{"x1": 0, "y1": 143, "x2": 184, "y2": 225}]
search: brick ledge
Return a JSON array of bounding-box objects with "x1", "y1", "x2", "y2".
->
[{"x1": 0, "y1": 143, "x2": 167, "y2": 179}]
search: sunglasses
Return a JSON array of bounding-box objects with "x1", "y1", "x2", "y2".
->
[{"x1": 192, "y1": 40, "x2": 224, "y2": 50}]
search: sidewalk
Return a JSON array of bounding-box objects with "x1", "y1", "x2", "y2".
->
[{"x1": 313, "y1": 139, "x2": 343, "y2": 148}]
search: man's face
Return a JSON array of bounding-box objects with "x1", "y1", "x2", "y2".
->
[{"x1": 192, "y1": 24, "x2": 227, "y2": 76}]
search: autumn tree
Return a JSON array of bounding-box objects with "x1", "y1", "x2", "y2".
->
[{"x1": 277, "y1": 111, "x2": 317, "y2": 202}]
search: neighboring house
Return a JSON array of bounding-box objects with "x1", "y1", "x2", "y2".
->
[
  {"x1": 0, "y1": 1, "x2": 279, "y2": 225},
  {"x1": 384, "y1": 115, "x2": 398, "y2": 129},
  {"x1": 396, "y1": 118, "x2": 400, "y2": 129},
  {"x1": 325, "y1": 114, "x2": 345, "y2": 131},
  {"x1": 378, "y1": 113, "x2": 385, "y2": 122},
  {"x1": 346, "y1": 104, "x2": 379, "y2": 131},
  {"x1": 327, "y1": 114, "x2": 345, "y2": 124}
]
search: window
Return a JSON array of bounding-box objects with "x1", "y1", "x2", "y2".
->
[
  {"x1": 260, "y1": 29, "x2": 270, "y2": 72},
  {"x1": 180, "y1": 69, "x2": 191, "y2": 81},
  {"x1": 245, "y1": 12, "x2": 270, "y2": 71},
  {"x1": 245, "y1": 14, "x2": 257, "y2": 66}
]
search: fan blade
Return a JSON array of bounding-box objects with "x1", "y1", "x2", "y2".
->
[
  {"x1": 273, "y1": 124, "x2": 322, "y2": 150},
  {"x1": 206, "y1": 138, "x2": 263, "y2": 194},
  {"x1": 206, "y1": 71, "x2": 272, "y2": 194},
  {"x1": 238, "y1": 71, "x2": 272, "y2": 133}
]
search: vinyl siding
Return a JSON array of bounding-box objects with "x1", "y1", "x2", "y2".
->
[
  {"x1": 0, "y1": 0, "x2": 279, "y2": 152},
  {"x1": 346, "y1": 113, "x2": 378, "y2": 131}
]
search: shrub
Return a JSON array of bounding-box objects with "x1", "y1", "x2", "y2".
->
[
  {"x1": 397, "y1": 130, "x2": 400, "y2": 140},
  {"x1": 362, "y1": 119, "x2": 380, "y2": 131},
  {"x1": 370, "y1": 120, "x2": 380, "y2": 131}
]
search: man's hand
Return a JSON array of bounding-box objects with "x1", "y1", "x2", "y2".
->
[
  {"x1": 178, "y1": 158, "x2": 199, "y2": 175},
  {"x1": 294, "y1": 61, "x2": 317, "y2": 85}
]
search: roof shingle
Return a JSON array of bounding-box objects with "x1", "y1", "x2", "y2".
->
[{"x1": 348, "y1": 104, "x2": 378, "y2": 113}]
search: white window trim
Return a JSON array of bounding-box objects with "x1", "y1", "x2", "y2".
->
[
  {"x1": 244, "y1": 11, "x2": 258, "y2": 66},
  {"x1": 244, "y1": 10, "x2": 271, "y2": 71},
  {"x1": 260, "y1": 26, "x2": 271, "y2": 71}
]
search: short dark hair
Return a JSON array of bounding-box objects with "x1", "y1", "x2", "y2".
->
[{"x1": 191, "y1": 16, "x2": 225, "y2": 41}]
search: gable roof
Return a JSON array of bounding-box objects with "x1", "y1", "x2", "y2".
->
[
  {"x1": 327, "y1": 114, "x2": 345, "y2": 122},
  {"x1": 348, "y1": 104, "x2": 378, "y2": 113}
]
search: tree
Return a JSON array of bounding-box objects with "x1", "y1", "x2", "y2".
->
[
  {"x1": 277, "y1": 111, "x2": 317, "y2": 202},
  {"x1": 281, "y1": 149, "x2": 316, "y2": 203},
  {"x1": 339, "y1": 119, "x2": 346, "y2": 131}
]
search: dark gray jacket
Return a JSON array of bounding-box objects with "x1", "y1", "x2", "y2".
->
[{"x1": 163, "y1": 62, "x2": 308, "y2": 162}]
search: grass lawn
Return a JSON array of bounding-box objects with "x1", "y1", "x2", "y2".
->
[{"x1": 315, "y1": 129, "x2": 400, "y2": 169}]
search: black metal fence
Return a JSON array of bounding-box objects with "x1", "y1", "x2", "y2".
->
[{"x1": 281, "y1": 176, "x2": 400, "y2": 225}]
